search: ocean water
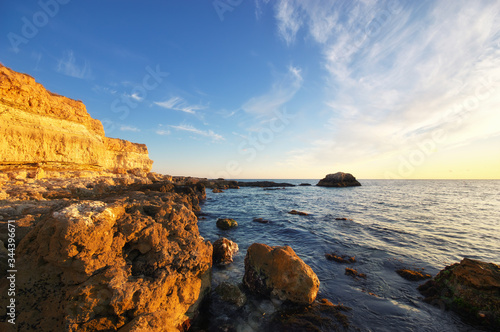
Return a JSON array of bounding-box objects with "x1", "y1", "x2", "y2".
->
[{"x1": 197, "y1": 179, "x2": 500, "y2": 331}]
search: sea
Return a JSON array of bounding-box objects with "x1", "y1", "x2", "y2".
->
[{"x1": 196, "y1": 179, "x2": 500, "y2": 332}]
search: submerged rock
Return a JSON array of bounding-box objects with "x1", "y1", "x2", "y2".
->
[
  {"x1": 243, "y1": 243, "x2": 320, "y2": 304},
  {"x1": 216, "y1": 218, "x2": 238, "y2": 230},
  {"x1": 396, "y1": 268, "x2": 431, "y2": 281},
  {"x1": 288, "y1": 210, "x2": 308, "y2": 216},
  {"x1": 253, "y1": 217, "x2": 269, "y2": 224},
  {"x1": 418, "y1": 258, "x2": 500, "y2": 329},
  {"x1": 213, "y1": 238, "x2": 239, "y2": 266},
  {"x1": 345, "y1": 267, "x2": 366, "y2": 279},
  {"x1": 325, "y1": 253, "x2": 356, "y2": 264},
  {"x1": 215, "y1": 282, "x2": 247, "y2": 308},
  {"x1": 317, "y1": 172, "x2": 361, "y2": 187},
  {"x1": 266, "y1": 298, "x2": 351, "y2": 331}
]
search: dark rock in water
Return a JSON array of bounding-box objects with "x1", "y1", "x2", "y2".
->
[
  {"x1": 213, "y1": 238, "x2": 239, "y2": 266},
  {"x1": 214, "y1": 282, "x2": 247, "y2": 307},
  {"x1": 396, "y1": 268, "x2": 431, "y2": 281},
  {"x1": 253, "y1": 217, "x2": 269, "y2": 224},
  {"x1": 325, "y1": 253, "x2": 356, "y2": 264},
  {"x1": 345, "y1": 267, "x2": 366, "y2": 279},
  {"x1": 334, "y1": 217, "x2": 353, "y2": 221},
  {"x1": 418, "y1": 258, "x2": 500, "y2": 329},
  {"x1": 317, "y1": 172, "x2": 361, "y2": 187},
  {"x1": 243, "y1": 243, "x2": 320, "y2": 304},
  {"x1": 266, "y1": 298, "x2": 351, "y2": 331},
  {"x1": 299, "y1": 183, "x2": 312, "y2": 186},
  {"x1": 216, "y1": 218, "x2": 238, "y2": 230},
  {"x1": 212, "y1": 188, "x2": 224, "y2": 193},
  {"x1": 288, "y1": 210, "x2": 308, "y2": 216},
  {"x1": 237, "y1": 181, "x2": 295, "y2": 187}
]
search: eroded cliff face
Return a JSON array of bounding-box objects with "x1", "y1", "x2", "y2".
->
[
  {"x1": 0, "y1": 174, "x2": 212, "y2": 331},
  {"x1": 0, "y1": 64, "x2": 153, "y2": 176}
]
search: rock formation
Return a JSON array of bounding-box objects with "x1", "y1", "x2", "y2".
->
[
  {"x1": 418, "y1": 258, "x2": 500, "y2": 329},
  {"x1": 212, "y1": 238, "x2": 239, "y2": 266},
  {"x1": 243, "y1": 243, "x2": 320, "y2": 305},
  {"x1": 216, "y1": 218, "x2": 238, "y2": 230},
  {"x1": 317, "y1": 172, "x2": 361, "y2": 187},
  {"x1": 0, "y1": 64, "x2": 153, "y2": 177},
  {"x1": 0, "y1": 175, "x2": 212, "y2": 331}
]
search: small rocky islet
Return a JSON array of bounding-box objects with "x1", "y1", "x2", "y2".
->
[{"x1": 1, "y1": 65, "x2": 499, "y2": 331}]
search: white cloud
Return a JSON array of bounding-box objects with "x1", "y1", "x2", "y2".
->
[
  {"x1": 154, "y1": 96, "x2": 206, "y2": 114},
  {"x1": 275, "y1": 0, "x2": 303, "y2": 45},
  {"x1": 56, "y1": 50, "x2": 92, "y2": 79},
  {"x1": 120, "y1": 125, "x2": 140, "y2": 132},
  {"x1": 271, "y1": 0, "x2": 500, "y2": 173},
  {"x1": 130, "y1": 93, "x2": 143, "y2": 102},
  {"x1": 241, "y1": 65, "x2": 303, "y2": 117},
  {"x1": 156, "y1": 129, "x2": 171, "y2": 136},
  {"x1": 170, "y1": 124, "x2": 224, "y2": 141}
]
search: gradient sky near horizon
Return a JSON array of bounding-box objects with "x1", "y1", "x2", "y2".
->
[{"x1": 1, "y1": 0, "x2": 499, "y2": 179}]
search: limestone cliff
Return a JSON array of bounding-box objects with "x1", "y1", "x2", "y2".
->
[{"x1": 0, "y1": 64, "x2": 153, "y2": 176}]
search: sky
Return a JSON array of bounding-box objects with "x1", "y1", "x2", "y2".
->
[{"x1": 1, "y1": 0, "x2": 499, "y2": 179}]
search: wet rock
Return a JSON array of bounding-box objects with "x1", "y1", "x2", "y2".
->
[
  {"x1": 345, "y1": 267, "x2": 366, "y2": 279},
  {"x1": 299, "y1": 183, "x2": 312, "y2": 186},
  {"x1": 216, "y1": 218, "x2": 238, "y2": 230},
  {"x1": 325, "y1": 253, "x2": 356, "y2": 264},
  {"x1": 243, "y1": 243, "x2": 320, "y2": 304},
  {"x1": 396, "y1": 268, "x2": 431, "y2": 281},
  {"x1": 288, "y1": 210, "x2": 308, "y2": 216},
  {"x1": 317, "y1": 172, "x2": 361, "y2": 187},
  {"x1": 418, "y1": 258, "x2": 500, "y2": 329},
  {"x1": 334, "y1": 217, "x2": 353, "y2": 221},
  {"x1": 212, "y1": 188, "x2": 224, "y2": 193},
  {"x1": 266, "y1": 298, "x2": 351, "y2": 331},
  {"x1": 215, "y1": 282, "x2": 247, "y2": 307},
  {"x1": 213, "y1": 238, "x2": 239, "y2": 266},
  {"x1": 253, "y1": 217, "x2": 269, "y2": 224}
]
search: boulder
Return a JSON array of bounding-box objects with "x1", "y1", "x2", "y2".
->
[
  {"x1": 316, "y1": 172, "x2": 361, "y2": 187},
  {"x1": 213, "y1": 238, "x2": 239, "y2": 266},
  {"x1": 216, "y1": 218, "x2": 238, "y2": 230},
  {"x1": 243, "y1": 243, "x2": 320, "y2": 304},
  {"x1": 214, "y1": 282, "x2": 247, "y2": 307},
  {"x1": 418, "y1": 258, "x2": 500, "y2": 329}
]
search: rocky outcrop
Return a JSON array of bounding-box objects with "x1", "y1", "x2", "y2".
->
[
  {"x1": 243, "y1": 243, "x2": 320, "y2": 305},
  {"x1": 0, "y1": 175, "x2": 212, "y2": 331},
  {"x1": 212, "y1": 238, "x2": 239, "y2": 266},
  {"x1": 0, "y1": 64, "x2": 153, "y2": 176},
  {"x1": 216, "y1": 218, "x2": 238, "y2": 230},
  {"x1": 316, "y1": 172, "x2": 361, "y2": 187},
  {"x1": 418, "y1": 258, "x2": 500, "y2": 329}
]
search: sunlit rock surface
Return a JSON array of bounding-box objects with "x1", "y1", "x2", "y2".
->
[
  {"x1": 243, "y1": 243, "x2": 320, "y2": 305},
  {"x1": 0, "y1": 174, "x2": 212, "y2": 331}
]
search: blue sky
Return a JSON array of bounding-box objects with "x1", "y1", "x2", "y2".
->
[{"x1": 1, "y1": 0, "x2": 499, "y2": 179}]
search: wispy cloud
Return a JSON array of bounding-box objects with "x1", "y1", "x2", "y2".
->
[
  {"x1": 170, "y1": 124, "x2": 224, "y2": 141},
  {"x1": 271, "y1": 0, "x2": 500, "y2": 172},
  {"x1": 56, "y1": 50, "x2": 92, "y2": 79},
  {"x1": 241, "y1": 65, "x2": 303, "y2": 117},
  {"x1": 156, "y1": 129, "x2": 171, "y2": 136},
  {"x1": 120, "y1": 125, "x2": 140, "y2": 132},
  {"x1": 154, "y1": 96, "x2": 206, "y2": 114}
]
